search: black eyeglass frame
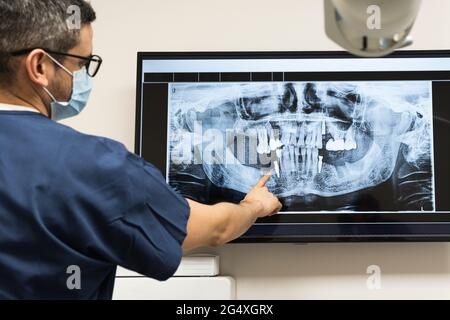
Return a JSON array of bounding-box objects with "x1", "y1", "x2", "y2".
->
[{"x1": 10, "y1": 48, "x2": 103, "y2": 77}]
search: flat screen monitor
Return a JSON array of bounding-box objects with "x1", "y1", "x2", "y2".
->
[{"x1": 135, "y1": 51, "x2": 450, "y2": 242}]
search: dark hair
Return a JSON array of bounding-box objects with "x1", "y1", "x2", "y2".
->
[{"x1": 0, "y1": 0, "x2": 96, "y2": 85}]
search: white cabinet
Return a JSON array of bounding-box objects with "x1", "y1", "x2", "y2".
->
[{"x1": 113, "y1": 275, "x2": 236, "y2": 300}]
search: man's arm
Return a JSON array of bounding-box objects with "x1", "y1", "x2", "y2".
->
[{"x1": 182, "y1": 175, "x2": 282, "y2": 253}]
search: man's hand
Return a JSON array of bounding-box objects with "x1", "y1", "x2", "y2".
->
[
  {"x1": 240, "y1": 175, "x2": 283, "y2": 218},
  {"x1": 182, "y1": 175, "x2": 282, "y2": 252}
]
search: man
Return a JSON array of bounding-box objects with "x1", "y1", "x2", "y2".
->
[{"x1": 0, "y1": 0, "x2": 282, "y2": 299}]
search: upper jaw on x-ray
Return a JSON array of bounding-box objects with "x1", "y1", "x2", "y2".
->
[{"x1": 169, "y1": 81, "x2": 433, "y2": 205}]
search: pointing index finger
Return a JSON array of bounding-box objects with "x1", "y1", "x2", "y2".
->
[{"x1": 255, "y1": 174, "x2": 271, "y2": 188}]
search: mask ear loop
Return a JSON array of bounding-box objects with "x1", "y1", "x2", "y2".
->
[
  {"x1": 42, "y1": 53, "x2": 74, "y2": 107},
  {"x1": 42, "y1": 86, "x2": 57, "y2": 102},
  {"x1": 45, "y1": 53, "x2": 73, "y2": 76}
]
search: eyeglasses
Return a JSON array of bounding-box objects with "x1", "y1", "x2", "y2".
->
[{"x1": 11, "y1": 48, "x2": 103, "y2": 77}]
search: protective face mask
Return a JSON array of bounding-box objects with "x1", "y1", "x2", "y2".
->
[{"x1": 43, "y1": 54, "x2": 93, "y2": 121}]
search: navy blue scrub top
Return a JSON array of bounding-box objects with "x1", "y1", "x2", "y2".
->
[{"x1": 0, "y1": 110, "x2": 190, "y2": 299}]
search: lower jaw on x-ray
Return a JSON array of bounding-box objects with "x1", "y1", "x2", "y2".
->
[{"x1": 167, "y1": 81, "x2": 435, "y2": 213}]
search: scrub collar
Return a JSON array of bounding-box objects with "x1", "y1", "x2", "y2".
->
[{"x1": 0, "y1": 103, "x2": 40, "y2": 113}]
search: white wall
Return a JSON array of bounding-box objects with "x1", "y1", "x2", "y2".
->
[{"x1": 66, "y1": 0, "x2": 450, "y2": 299}]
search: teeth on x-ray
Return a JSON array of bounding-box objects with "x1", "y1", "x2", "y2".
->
[
  {"x1": 318, "y1": 155, "x2": 324, "y2": 174},
  {"x1": 274, "y1": 160, "x2": 280, "y2": 178},
  {"x1": 168, "y1": 81, "x2": 435, "y2": 212},
  {"x1": 269, "y1": 131, "x2": 283, "y2": 151}
]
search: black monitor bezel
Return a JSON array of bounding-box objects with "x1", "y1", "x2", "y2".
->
[{"x1": 135, "y1": 50, "x2": 450, "y2": 243}]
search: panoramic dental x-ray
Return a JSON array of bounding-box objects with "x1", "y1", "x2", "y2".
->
[{"x1": 167, "y1": 81, "x2": 435, "y2": 213}]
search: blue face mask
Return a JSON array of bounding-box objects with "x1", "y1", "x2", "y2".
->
[{"x1": 43, "y1": 54, "x2": 93, "y2": 122}]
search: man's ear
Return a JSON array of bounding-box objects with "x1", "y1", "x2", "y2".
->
[{"x1": 24, "y1": 49, "x2": 51, "y2": 87}]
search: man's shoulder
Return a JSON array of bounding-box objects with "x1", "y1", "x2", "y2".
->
[
  {"x1": 47, "y1": 120, "x2": 128, "y2": 155},
  {"x1": 29, "y1": 118, "x2": 133, "y2": 177}
]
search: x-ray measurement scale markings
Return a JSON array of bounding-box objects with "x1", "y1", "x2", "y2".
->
[{"x1": 429, "y1": 81, "x2": 437, "y2": 212}]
